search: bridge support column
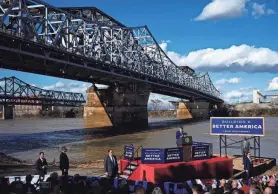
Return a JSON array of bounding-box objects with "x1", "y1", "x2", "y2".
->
[
  {"x1": 84, "y1": 83, "x2": 150, "y2": 128},
  {"x1": 185, "y1": 101, "x2": 211, "y2": 119},
  {"x1": 42, "y1": 105, "x2": 54, "y2": 111},
  {"x1": 176, "y1": 102, "x2": 193, "y2": 119},
  {"x1": 1, "y1": 105, "x2": 15, "y2": 120}
]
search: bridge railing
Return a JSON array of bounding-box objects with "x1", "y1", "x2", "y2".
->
[{"x1": 0, "y1": 0, "x2": 221, "y2": 100}]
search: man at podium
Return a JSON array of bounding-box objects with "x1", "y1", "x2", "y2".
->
[{"x1": 176, "y1": 127, "x2": 187, "y2": 146}]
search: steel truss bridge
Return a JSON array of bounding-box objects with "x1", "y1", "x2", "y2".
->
[
  {"x1": 0, "y1": 76, "x2": 85, "y2": 106},
  {"x1": 0, "y1": 0, "x2": 223, "y2": 103}
]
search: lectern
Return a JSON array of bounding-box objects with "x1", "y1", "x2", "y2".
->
[{"x1": 177, "y1": 136, "x2": 193, "y2": 162}]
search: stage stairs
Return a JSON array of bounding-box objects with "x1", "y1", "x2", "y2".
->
[
  {"x1": 119, "y1": 145, "x2": 142, "y2": 179},
  {"x1": 119, "y1": 161, "x2": 139, "y2": 179}
]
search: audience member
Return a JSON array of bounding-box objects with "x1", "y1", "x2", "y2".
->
[
  {"x1": 59, "y1": 146, "x2": 69, "y2": 176},
  {"x1": 135, "y1": 186, "x2": 146, "y2": 194},
  {"x1": 223, "y1": 183, "x2": 232, "y2": 194},
  {"x1": 152, "y1": 187, "x2": 163, "y2": 194},
  {"x1": 268, "y1": 178, "x2": 277, "y2": 194},
  {"x1": 192, "y1": 184, "x2": 204, "y2": 194},
  {"x1": 231, "y1": 180, "x2": 244, "y2": 194},
  {"x1": 215, "y1": 179, "x2": 226, "y2": 194},
  {"x1": 249, "y1": 188, "x2": 261, "y2": 194},
  {"x1": 23, "y1": 174, "x2": 36, "y2": 194},
  {"x1": 264, "y1": 187, "x2": 272, "y2": 194}
]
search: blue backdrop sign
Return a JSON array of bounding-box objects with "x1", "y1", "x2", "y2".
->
[
  {"x1": 124, "y1": 145, "x2": 134, "y2": 160},
  {"x1": 210, "y1": 117, "x2": 265, "y2": 136},
  {"x1": 141, "y1": 148, "x2": 165, "y2": 164},
  {"x1": 164, "y1": 148, "x2": 183, "y2": 163}
]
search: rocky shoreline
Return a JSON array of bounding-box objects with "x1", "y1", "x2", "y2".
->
[
  {"x1": 0, "y1": 152, "x2": 106, "y2": 169},
  {"x1": 2, "y1": 152, "x2": 278, "y2": 176}
]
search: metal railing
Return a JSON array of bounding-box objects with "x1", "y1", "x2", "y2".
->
[
  {"x1": 119, "y1": 144, "x2": 134, "y2": 173},
  {"x1": 134, "y1": 146, "x2": 143, "y2": 166}
]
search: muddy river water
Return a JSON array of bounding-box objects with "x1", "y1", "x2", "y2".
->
[{"x1": 0, "y1": 117, "x2": 277, "y2": 164}]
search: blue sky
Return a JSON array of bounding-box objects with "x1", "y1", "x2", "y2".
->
[{"x1": 1, "y1": 0, "x2": 278, "y2": 103}]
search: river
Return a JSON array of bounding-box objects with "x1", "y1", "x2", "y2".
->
[{"x1": 0, "y1": 117, "x2": 277, "y2": 164}]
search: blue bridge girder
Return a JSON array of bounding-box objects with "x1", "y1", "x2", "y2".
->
[
  {"x1": 0, "y1": 76, "x2": 86, "y2": 106},
  {"x1": 0, "y1": 0, "x2": 223, "y2": 103}
]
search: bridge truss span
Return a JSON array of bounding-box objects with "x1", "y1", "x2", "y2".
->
[
  {"x1": 0, "y1": 0, "x2": 222, "y2": 103},
  {"x1": 0, "y1": 77, "x2": 86, "y2": 106}
]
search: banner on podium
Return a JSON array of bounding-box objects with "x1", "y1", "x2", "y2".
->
[
  {"x1": 165, "y1": 148, "x2": 183, "y2": 163},
  {"x1": 141, "y1": 148, "x2": 183, "y2": 164},
  {"x1": 193, "y1": 142, "x2": 213, "y2": 156},
  {"x1": 192, "y1": 144, "x2": 210, "y2": 160},
  {"x1": 124, "y1": 145, "x2": 134, "y2": 160},
  {"x1": 141, "y1": 148, "x2": 165, "y2": 164},
  {"x1": 210, "y1": 117, "x2": 265, "y2": 136}
]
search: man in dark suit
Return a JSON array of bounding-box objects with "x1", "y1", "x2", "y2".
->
[
  {"x1": 244, "y1": 152, "x2": 253, "y2": 180},
  {"x1": 59, "y1": 146, "x2": 69, "y2": 176},
  {"x1": 104, "y1": 149, "x2": 118, "y2": 178},
  {"x1": 36, "y1": 152, "x2": 48, "y2": 176},
  {"x1": 241, "y1": 137, "x2": 250, "y2": 164},
  {"x1": 176, "y1": 127, "x2": 187, "y2": 147}
]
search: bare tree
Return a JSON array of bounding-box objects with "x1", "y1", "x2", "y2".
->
[{"x1": 150, "y1": 99, "x2": 163, "y2": 110}]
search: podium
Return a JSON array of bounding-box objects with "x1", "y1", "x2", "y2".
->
[{"x1": 177, "y1": 136, "x2": 193, "y2": 162}]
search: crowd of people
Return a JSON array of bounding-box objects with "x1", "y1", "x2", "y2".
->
[{"x1": 1, "y1": 172, "x2": 278, "y2": 193}]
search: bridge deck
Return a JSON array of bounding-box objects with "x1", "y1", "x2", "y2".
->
[{"x1": 0, "y1": 0, "x2": 223, "y2": 103}]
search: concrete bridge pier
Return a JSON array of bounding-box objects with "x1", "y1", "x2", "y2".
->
[
  {"x1": 177, "y1": 101, "x2": 212, "y2": 119},
  {"x1": 186, "y1": 101, "x2": 211, "y2": 118},
  {"x1": 1, "y1": 105, "x2": 15, "y2": 119},
  {"x1": 176, "y1": 102, "x2": 193, "y2": 119},
  {"x1": 84, "y1": 83, "x2": 150, "y2": 128},
  {"x1": 41, "y1": 105, "x2": 55, "y2": 111}
]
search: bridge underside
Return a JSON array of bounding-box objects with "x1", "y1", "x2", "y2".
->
[{"x1": 0, "y1": 33, "x2": 222, "y2": 103}]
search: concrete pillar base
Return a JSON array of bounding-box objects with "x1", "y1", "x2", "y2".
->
[
  {"x1": 177, "y1": 102, "x2": 193, "y2": 119},
  {"x1": 1, "y1": 105, "x2": 15, "y2": 119},
  {"x1": 185, "y1": 101, "x2": 211, "y2": 118},
  {"x1": 84, "y1": 84, "x2": 150, "y2": 128}
]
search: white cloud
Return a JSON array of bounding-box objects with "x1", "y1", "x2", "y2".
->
[
  {"x1": 194, "y1": 0, "x2": 248, "y2": 21},
  {"x1": 267, "y1": 77, "x2": 278, "y2": 91},
  {"x1": 42, "y1": 81, "x2": 108, "y2": 95},
  {"x1": 252, "y1": 3, "x2": 276, "y2": 18},
  {"x1": 215, "y1": 77, "x2": 241, "y2": 85},
  {"x1": 223, "y1": 87, "x2": 253, "y2": 103},
  {"x1": 159, "y1": 42, "x2": 278, "y2": 73},
  {"x1": 42, "y1": 82, "x2": 65, "y2": 90}
]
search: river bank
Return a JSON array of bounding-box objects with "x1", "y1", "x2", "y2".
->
[
  {"x1": 13, "y1": 103, "x2": 278, "y2": 120},
  {"x1": 235, "y1": 103, "x2": 278, "y2": 117}
]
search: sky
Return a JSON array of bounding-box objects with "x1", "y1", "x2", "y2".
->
[{"x1": 1, "y1": 0, "x2": 278, "y2": 104}]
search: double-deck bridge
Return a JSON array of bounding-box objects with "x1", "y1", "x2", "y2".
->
[{"x1": 0, "y1": 0, "x2": 223, "y2": 126}]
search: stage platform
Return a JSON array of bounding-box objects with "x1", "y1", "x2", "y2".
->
[{"x1": 120, "y1": 156, "x2": 233, "y2": 184}]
